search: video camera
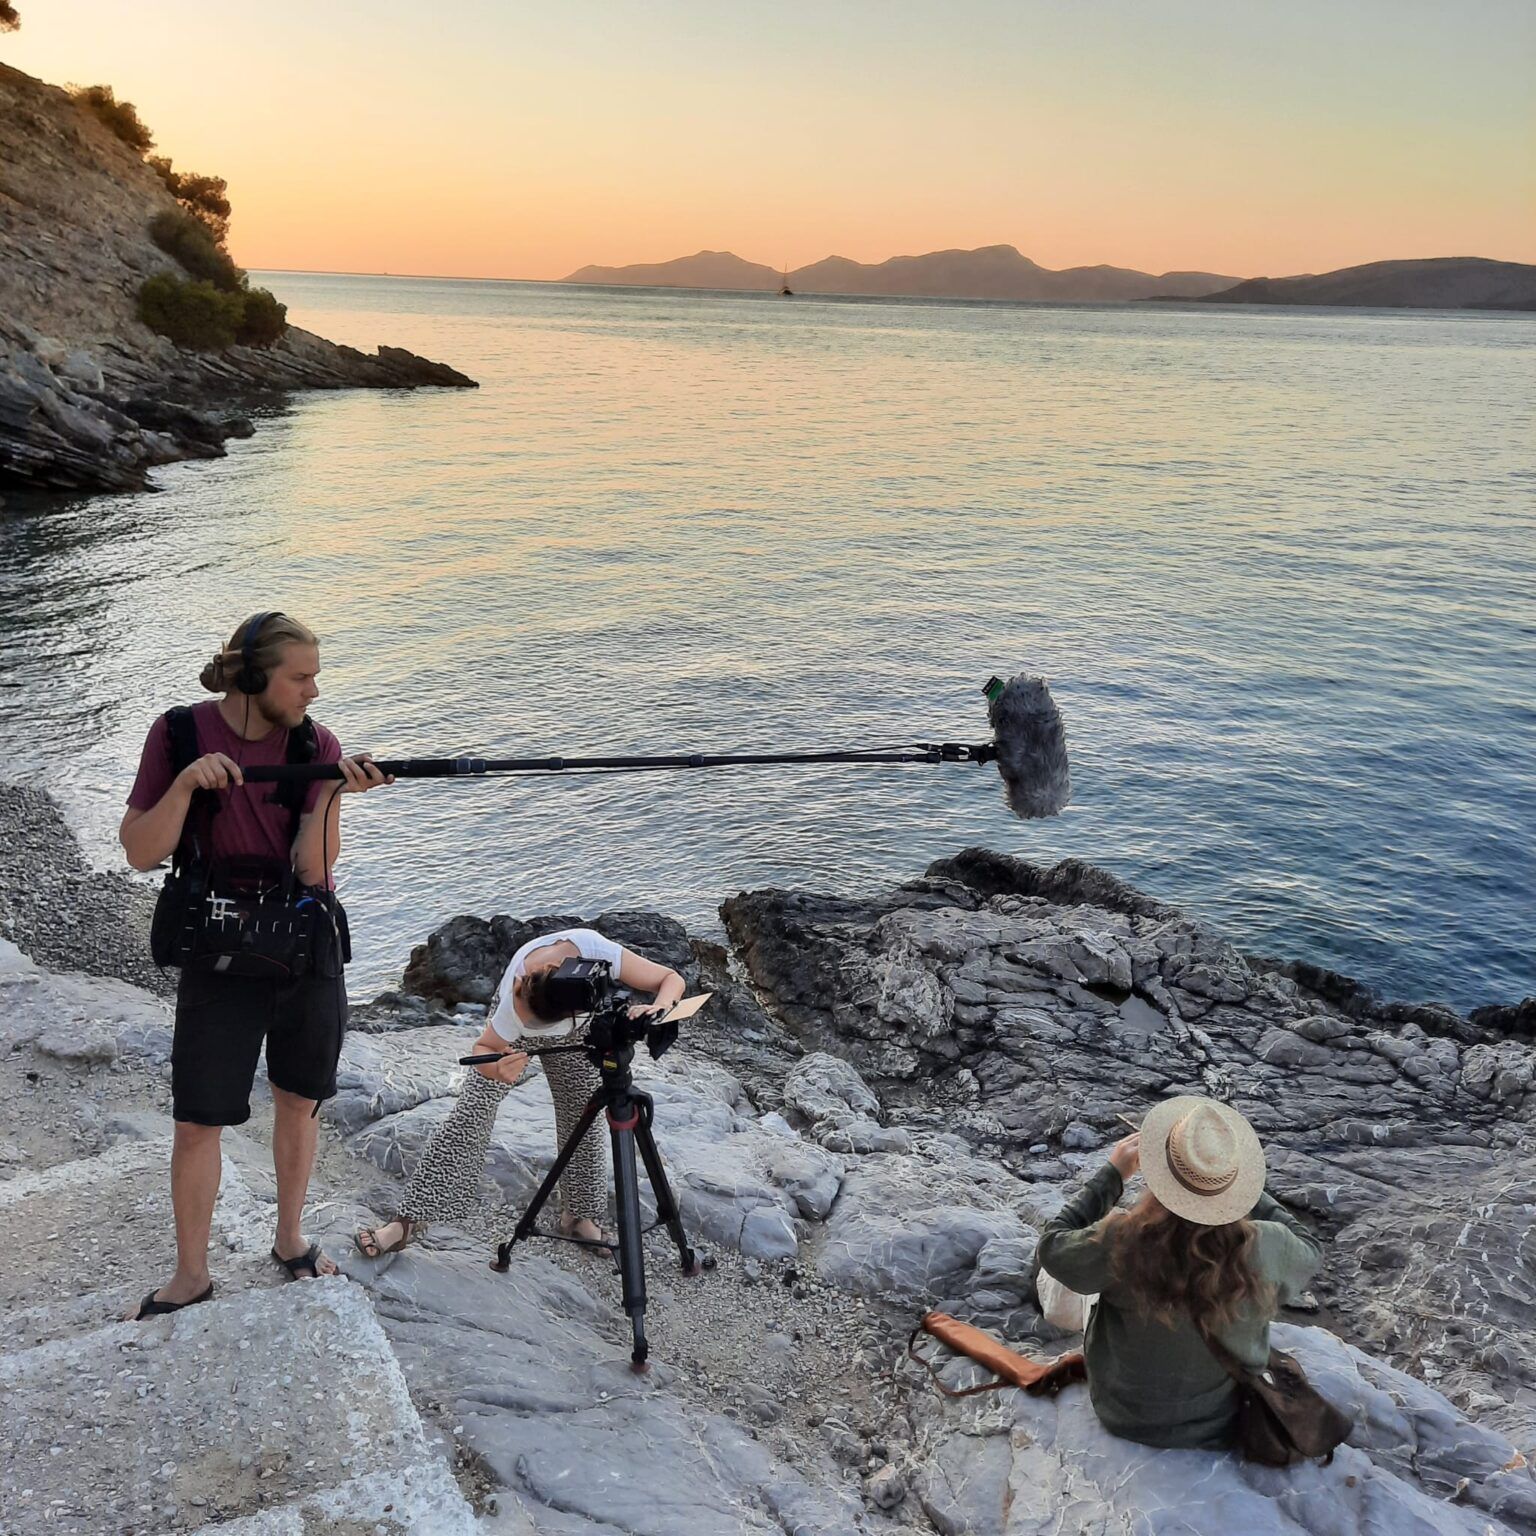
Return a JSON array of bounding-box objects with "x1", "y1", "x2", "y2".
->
[{"x1": 537, "y1": 957, "x2": 681, "y2": 1062}]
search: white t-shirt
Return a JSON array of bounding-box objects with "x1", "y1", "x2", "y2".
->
[{"x1": 487, "y1": 927, "x2": 625, "y2": 1042}]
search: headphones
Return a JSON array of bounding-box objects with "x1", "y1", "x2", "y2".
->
[{"x1": 232, "y1": 610, "x2": 284, "y2": 695}]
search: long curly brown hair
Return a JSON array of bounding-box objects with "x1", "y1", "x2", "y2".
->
[{"x1": 1104, "y1": 1199, "x2": 1274, "y2": 1333}]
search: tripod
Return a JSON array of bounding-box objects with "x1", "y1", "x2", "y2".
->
[{"x1": 489, "y1": 1034, "x2": 711, "y2": 1370}]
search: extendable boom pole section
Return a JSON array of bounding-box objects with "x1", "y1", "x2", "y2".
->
[{"x1": 239, "y1": 742, "x2": 999, "y2": 782}]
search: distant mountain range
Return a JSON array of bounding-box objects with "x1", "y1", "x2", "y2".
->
[
  {"x1": 563, "y1": 245, "x2": 1237, "y2": 302},
  {"x1": 563, "y1": 247, "x2": 1536, "y2": 310},
  {"x1": 1187, "y1": 257, "x2": 1536, "y2": 311}
]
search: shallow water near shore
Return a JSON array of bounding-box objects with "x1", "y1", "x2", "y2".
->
[{"x1": 1, "y1": 275, "x2": 1532, "y2": 1009}]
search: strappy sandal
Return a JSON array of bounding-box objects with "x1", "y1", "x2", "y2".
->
[
  {"x1": 559, "y1": 1215, "x2": 614, "y2": 1257},
  {"x1": 270, "y1": 1242, "x2": 334, "y2": 1280},
  {"x1": 133, "y1": 1282, "x2": 214, "y2": 1320},
  {"x1": 353, "y1": 1217, "x2": 415, "y2": 1260}
]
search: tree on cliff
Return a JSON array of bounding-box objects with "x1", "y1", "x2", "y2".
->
[
  {"x1": 148, "y1": 158, "x2": 231, "y2": 244},
  {"x1": 71, "y1": 84, "x2": 155, "y2": 152}
]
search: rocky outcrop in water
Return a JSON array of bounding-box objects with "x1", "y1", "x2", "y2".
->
[
  {"x1": 721, "y1": 847, "x2": 1536, "y2": 1457},
  {"x1": 0, "y1": 63, "x2": 475, "y2": 496}
]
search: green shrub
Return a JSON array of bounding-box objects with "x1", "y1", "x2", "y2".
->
[
  {"x1": 149, "y1": 209, "x2": 243, "y2": 292},
  {"x1": 138, "y1": 274, "x2": 289, "y2": 352},
  {"x1": 173, "y1": 172, "x2": 231, "y2": 244},
  {"x1": 235, "y1": 287, "x2": 288, "y2": 348},
  {"x1": 148, "y1": 158, "x2": 231, "y2": 244},
  {"x1": 71, "y1": 85, "x2": 154, "y2": 153},
  {"x1": 148, "y1": 154, "x2": 178, "y2": 194},
  {"x1": 138, "y1": 273, "x2": 244, "y2": 350}
]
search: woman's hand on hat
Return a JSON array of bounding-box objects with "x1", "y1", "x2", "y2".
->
[
  {"x1": 1108, "y1": 1133, "x2": 1141, "y2": 1179},
  {"x1": 337, "y1": 753, "x2": 395, "y2": 793}
]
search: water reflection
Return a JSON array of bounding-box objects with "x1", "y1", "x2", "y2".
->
[{"x1": 1, "y1": 280, "x2": 1532, "y2": 1012}]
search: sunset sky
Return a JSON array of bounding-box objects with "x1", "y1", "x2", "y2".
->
[{"x1": 6, "y1": 0, "x2": 1533, "y2": 281}]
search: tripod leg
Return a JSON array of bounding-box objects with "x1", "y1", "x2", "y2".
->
[
  {"x1": 492, "y1": 1086, "x2": 607, "y2": 1272},
  {"x1": 608, "y1": 1110, "x2": 650, "y2": 1369},
  {"x1": 633, "y1": 1114, "x2": 710, "y2": 1277}
]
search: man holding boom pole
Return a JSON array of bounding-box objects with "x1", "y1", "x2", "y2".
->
[{"x1": 119, "y1": 612, "x2": 392, "y2": 1319}]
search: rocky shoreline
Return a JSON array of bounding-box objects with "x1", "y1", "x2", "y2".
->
[
  {"x1": 0, "y1": 63, "x2": 477, "y2": 497},
  {"x1": 0, "y1": 314, "x2": 477, "y2": 496},
  {"x1": 2, "y1": 780, "x2": 1534, "y2": 1533}
]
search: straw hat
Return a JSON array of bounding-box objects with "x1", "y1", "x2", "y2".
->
[{"x1": 1137, "y1": 1096, "x2": 1266, "y2": 1227}]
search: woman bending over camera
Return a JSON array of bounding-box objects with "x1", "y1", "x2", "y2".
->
[{"x1": 355, "y1": 927, "x2": 684, "y2": 1257}]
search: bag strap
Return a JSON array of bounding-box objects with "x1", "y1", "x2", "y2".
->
[
  {"x1": 906, "y1": 1324, "x2": 1011, "y2": 1398},
  {"x1": 1196, "y1": 1319, "x2": 1260, "y2": 1385},
  {"x1": 905, "y1": 1322, "x2": 1087, "y2": 1401},
  {"x1": 165, "y1": 706, "x2": 215, "y2": 873},
  {"x1": 273, "y1": 715, "x2": 318, "y2": 846}
]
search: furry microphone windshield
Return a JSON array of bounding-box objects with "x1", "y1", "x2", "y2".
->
[{"x1": 986, "y1": 674, "x2": 1071, "y2": 819}]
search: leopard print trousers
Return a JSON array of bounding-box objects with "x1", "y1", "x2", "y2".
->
[{"x1": 397, "y1": 1050, "x2": 608, "y2": 1228}]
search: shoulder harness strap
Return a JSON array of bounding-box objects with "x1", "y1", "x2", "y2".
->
[
  {"x1": 165, "y1": 706, "x2": 214, "y2": 871},
  {"x1": 274, "y1": 715, "x2": 319, "y2": 841}
]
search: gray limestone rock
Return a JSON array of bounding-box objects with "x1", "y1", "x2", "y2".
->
[
  {"x1": 353, "y1": 1053, "x2": 845, "y2": 1263},
  {"x1": 818, "y1": 1147, "x2": 1033, "y2": 1303},
  {"x1": 330, "y1": 1023, "x2": 476, "y2": 1135},
  {"x1": 0, "y1": 1278, "x2": 477, "y2": 1533},
  {"x1": 911, "y1": 1323, "x2": 1535, "y2": 1535},
  {"x1": 722, "y1": 849, "x2": 1536, "y2": 1447},
  {"x1": 348, "y1": 1245, "x2": 864, "y2": 1535}
]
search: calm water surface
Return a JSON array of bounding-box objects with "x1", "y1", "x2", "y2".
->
[{"x1": 2, "y1": 276, "x2": 1532, "y2": 1009}]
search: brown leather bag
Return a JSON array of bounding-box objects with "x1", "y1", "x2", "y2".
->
[
  {"x1": 1199, "y1": 1326, "x2": 1353, "y2": 1466},
  {"x1": 909, "y1": 1310, "x2": 1087, "y2": 1399}
]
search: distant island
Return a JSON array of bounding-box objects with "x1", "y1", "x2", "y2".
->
[
  {"x1": 1186, "y1": 257, "x2": 1536, "y2": 311},
  {"x1": 565, "y1": 246, "x2": 1536, "y2": 311},
  {"x1": 564, "y1": 246, "x2": 1238, "y2": 303}
]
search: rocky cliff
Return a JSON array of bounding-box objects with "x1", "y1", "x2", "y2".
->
[{"x1": 0, "y1": 63, "x2": 476, "y2": 496}]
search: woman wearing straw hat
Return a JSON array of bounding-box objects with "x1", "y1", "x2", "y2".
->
[{"x1": 1035, "y1": 1096, "x2": 1322, "y2": 1450}]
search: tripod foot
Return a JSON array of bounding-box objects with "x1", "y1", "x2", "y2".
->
[
  {"x1": 681, "y1": 1249, "x2": 715, "y2": 1277},
  {"x1": 490, "y1": 1242, "x2": 512, "y2": 1273},
  {"x1": 631, "y1": 1355, "x2": 651, "y2": 1375}
]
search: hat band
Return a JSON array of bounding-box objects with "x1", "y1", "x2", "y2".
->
[{"x1": 1166, "y1": 1126, "x2": 1239, "y2": 1199}]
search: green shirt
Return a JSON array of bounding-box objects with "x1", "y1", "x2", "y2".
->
[{"x1": 1037, "y1": 1163, "x2": 1323, "y2": 1450}]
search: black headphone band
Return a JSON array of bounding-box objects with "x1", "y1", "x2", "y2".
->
[
  {"x1": 235, "y1": 610, "x2": 284, "y2": 694},
  {"x1": 243, "y1": 611, "x2": 278, "y2": 663}
]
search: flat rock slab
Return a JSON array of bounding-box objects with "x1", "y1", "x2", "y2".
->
[
  {"x1": 212, "y1": 1464, "x2": 476, "y2": 1535},
  {"x1": 0, "y1": 1277, "x2": 474, "y2": 1534},
  {"x1": 911, "y1": 1322, "x2": 1536, "y2": 1536},
  {"x1": 0, "y1": 1138, "x2": 272, "y2": 1351},
  {"x1": 0, "y1": 938, "x2": 174, "y2": 1066},
  {"x1": 330, "y1": 1023, "x2": 477, "y2": 1136},
  {"x1": 353, "y1": 1244, "x2": 864, "y2": 1536}
]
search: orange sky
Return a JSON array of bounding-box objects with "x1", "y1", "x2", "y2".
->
[{"x1": 6, "y1": 0, "x2": 1534, "y2": 281}]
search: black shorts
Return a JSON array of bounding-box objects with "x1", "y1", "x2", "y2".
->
[{"x1": 172, "y1": 965, "x2": 347, "y2": 1126}]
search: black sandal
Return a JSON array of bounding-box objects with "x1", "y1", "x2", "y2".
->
[
  {"x1": 134, "y1": 1282, "x2": 214, "y2": 1320},
  {"x1": 270, "y1": 1242, "x2": 331, "y2": 1280}
]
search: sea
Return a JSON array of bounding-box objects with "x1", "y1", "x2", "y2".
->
[{"x1": 2, "y1": 274, "x2": 1532, "y2": 1011}]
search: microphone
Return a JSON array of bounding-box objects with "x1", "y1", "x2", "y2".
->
[{"x1": 984, "y1": 674, "x2": 1071, "y2": 819}]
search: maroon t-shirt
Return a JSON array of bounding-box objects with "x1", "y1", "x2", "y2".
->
[{"x1": 127, "y1": 701, "x2": 343, "y2": 870}]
